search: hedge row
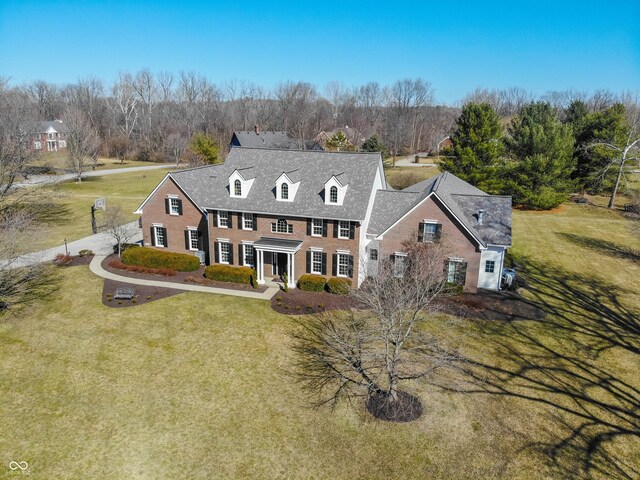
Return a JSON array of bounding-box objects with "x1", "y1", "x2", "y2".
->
[
  {"x1": 298, "y1": 274, "x2": 327, "y2": 292},
  {"x1": 327, "y1": 278, "x2": 352, "y2": 295},
  {"x1": 205, "y1": 264, "x2": 256, "y2": 285},
  {"x1": 109, "y1": 259, "x2": 176, "y2": 277},
  {"x1": 122, "y1": 246, "x2": 200, "y2": 272}
]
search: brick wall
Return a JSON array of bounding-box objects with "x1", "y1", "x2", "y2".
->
[
  {"x1": 207, "y1": 211, "x2": 361, "y2": 285},
  {"x1": 379, "y1": 195, "x2": 481, "y2": 292},
  {"x1": 140, "y1": 177, "x2": 209, "y2": 259}
]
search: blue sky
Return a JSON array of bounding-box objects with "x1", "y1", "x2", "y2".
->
[{"x1": 1, "y1": 0, "x2": 638, "y2": 104}]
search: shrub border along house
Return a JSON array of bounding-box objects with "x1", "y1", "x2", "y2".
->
[
  {"x1": 298, "y1": 274, "x2": 327, "y2": 292},
  {"x1": 326, "y1": 277, "x2": 351, "y2": 295},
  {"x1": 122, "y1": 246, "x2": 200, "y2": 272},
  {"x1": 205, "y1": 264, "x2": 256, "y2": 285}
]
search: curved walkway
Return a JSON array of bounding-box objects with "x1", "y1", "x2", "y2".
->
[{"x1": 90, "y1": 255, "x2": 279, "y2": 300}]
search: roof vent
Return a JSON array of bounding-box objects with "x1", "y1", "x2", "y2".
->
[{"x1": 477, "y1": 209, "x2": 485, "y2": 225}]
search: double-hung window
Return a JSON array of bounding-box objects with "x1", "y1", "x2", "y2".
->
[
  {"x1": 219, "y1": 242, "x2": 231, "y2": 264},
  {"x1": 447, "y1": 259, "x2": 467, "y2": 285},
  {"x1": 311, "y1": 251, "x2": 323, "y2": 274},
  {"x1": 169, "y1": 197, "x2": 180, "y2": 215},
  {"x1": 188, "y1": 229, "x2": 198, "y2": 250},
  {"x1": 311, "y1": 218, "x2": 323, "y2": 237},
  {"x1": 153, "y1": 225, "x2": 166, "y2": 247},
  {"x1": 337, "y1": 253, "x2": 350, "y2": 277},
  {"x1": 420, "y1": 222, "x2": 441, "y2": 242},
  {"x1": 338, "y1": 220, "x2": 350, "y2": 239},
  {"x1": 243, "y1": 244, "x2": 255, "y2": 267},
  {"x1": 393, "y1": 254, "x2": 407, "y2": 277},
  {"x1": 329, "y1": 186, "x2": 338, "y2": 203},
  {"x1": 243, "y1": 213, "x2": 254, "y2": 230},
  {"x1": 218, "y1": 211, "x2": 229, "y2": 228}
]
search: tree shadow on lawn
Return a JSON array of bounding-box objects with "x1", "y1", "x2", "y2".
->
[
  {"x1": 558, "y1": 232, "x2": 640, "y2": 263},
  {"x1": 441, "y1": 258, "x2": 640, "y2": 479}
]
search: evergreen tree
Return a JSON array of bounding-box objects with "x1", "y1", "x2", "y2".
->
[
  {"x1": 438, "y1": 103, "x2": 504, "y2": 193},
  {"x1": 504, "y1": 102, "x2": 575, "y2": 210},
  {"x1": 360, "y1": 135, "x2": 388, "y2": 158},
  {"x1": 325, "y1": 131, "x2": 355, "y2": 152},
  {"x1": 187, "y1": 132, "x2": 220, "y2": 165}
]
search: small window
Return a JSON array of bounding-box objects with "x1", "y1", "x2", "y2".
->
[
  {"x1": 153, "y1": 226, "x2": 165, "y2": 247},
  {"x1": 329, "y1": 186, "x2": 338, "y2": 203},
  {"x1": 338, "y1": 220, "x2": 350, "y2": 239},
  {"x1": 234, "y1": 179, "x2": 242, "y2": 196},
  {"x1": 188, "y1": 230, "x2": 198, "y2": 250},
  {"x1": 369, "y1": 249, "x2": 378, "y2": 261},
  {"x1": 447, "y1": 260, "x2": 467, "y2": 285},
  {"x1": 169, "y1": 197, "x2": 180, "y2": 215},
  {"x1": 393, "y1": 254, "x2": 407, "y2": 277},
  {"x1": 311, "y1": 218, "x2": 323, "y2": 237},
  {"x1": 281, "y1": 183, "x2": 289, "y2": 200},
  {"x1": 243, "y1": 213, "x2": 254, "y2": 230},
  {"x1": 243, "y1": 245, "x2": 255, "y2": 267},
  {"x1": 485, "y1": 260, "x2": 495, "y2": 273},
  {"x1": 219, "y1": 242, "x2": 231, "y2": 264},
  {"x1": 337, "y1": 253, "x2": 350, "y2": 277},
  {"x1": 421, "y1": 222, "x2": 440, "y2": 242},
  {"x1": 271, "y1": 218, "x2": 293, "y2": 234},
  {"x1": 311, "y1": 251, "x2": 323, "y2": 274},
  {"x1": 218, "y1": 211, "x2": 229, "y2": 228}
]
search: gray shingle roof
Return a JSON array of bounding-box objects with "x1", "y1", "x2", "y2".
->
[
  {"x1": 169, "y1": 147, "x2": 382, "y2": 221},
  {"x1": 231, "y1": 131, "x2": 300, "y2": 149},
  {"x1": 367, "y1": 171, "x2": 512, "y2": 247},
  {"x1": 38, "y1": 120, "x2": 68, "y2": 133}
]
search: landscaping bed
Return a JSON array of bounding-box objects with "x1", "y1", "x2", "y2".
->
[
  {"x1": 101, "y1": 255, "x2": 268, "y2": 293},
  {"x1": 102, "y1": 279, "x2": 183, "y2": 308},
  {"x1": 271, "y1": 288, "x2": 360, "y2": 315}
]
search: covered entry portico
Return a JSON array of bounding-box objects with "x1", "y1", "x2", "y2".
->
[{"x1": 253, "y1": 237, "x2": 303, "y2": 288}]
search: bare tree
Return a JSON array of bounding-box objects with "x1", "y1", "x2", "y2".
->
[
  {"x1": 165, "y1": 133, "x2": 188, "y2": 165},
  {"x1": 24, "y1": 80, "x2": 63, "y2": 120},
  {"x1": 290, "y1": 241, "x2": 463, "y2": 422},
  {"x1": 103, "y1": 206, "x2": 139, "y2": 256},
  {"x1": 108, "y1": 72, "x2": 139, "y2": 141},
  {"x1": 65, "y1": 107, "x2": 99, "y2": 182},
  {"x1": 132, "y1": 69, "x2": 158, "y2": 150}
]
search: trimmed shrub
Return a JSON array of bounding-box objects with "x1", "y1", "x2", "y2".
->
[
  {"x1": 326, "y1": 277, "x2": 351, "y2": 295},
  {"x1": 109, "y1": 259, "x2": 176, "y2": 276},
  {"x1": 78, "y1": 249, "x2": 94, "y2": 257},
  {"x1": 113, "y1": 243, "x2": 140, "y2": 255},
  {"x1": 298, "y1": 274, "x2": 327, "y2": 292},
  {"x1": 204, "y1": 264, "x2": 255, "y2": 284},
  {"x1": 122, "y1": 246, "x2": 200, "y2": 272}
]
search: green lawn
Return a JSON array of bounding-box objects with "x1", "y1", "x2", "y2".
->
[
  {"x1": 1, "y1": 197, "x2": 638, "y2": 478},
  {"x1": 27, "y1": 168, "x2": 172, "y2": 251},
  {"x1": 385, "y1": 165, "x2": 441, "y2": 189}
]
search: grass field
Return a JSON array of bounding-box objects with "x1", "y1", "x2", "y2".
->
[
  {"x1": 385, "y1": 165, "x2": 440, "y2": 189},
  {"x1": 1, "y1": 197, "x2": 638, "y2": 478},
  {"x1": 25, "y1": 168, "x2": 172, "y2": 251},
  {"x1": 29, "y1": 151, "x2": 162, "y2": 171}
]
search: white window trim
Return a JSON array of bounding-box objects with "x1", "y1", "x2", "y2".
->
[
  {"x1": 242, "y1": 212, "x2": 254, "y2": 230},
  {"x1": 152, "y1": 224, "x2": 165, "y2": 248},
  {"x1": 336, "y1": 252, "x2": 350, "y2": 278},
  {"x1": 243, "y1": 244, "x2": 255, "y2": 267},
  {"x1": 485, "y1": 260, "x2": 495, "y2": 273},
  {"x1": 187, "y1": 228, "x2": 198, "y2": 251},
  {"x1": 311, "y1": 251, "x2": 323, "y2": 275},
  {"x1": 338, "y1": 220, "x2": 350, "y2": 239},
  {"x1": 311, "y1": 218, "x2": 323, "y2": 237},
  {"x1": 217, "y1": 210, "x2": 229, "y2": 228},
  {"x1": 219, "y1": 242, "x2": 231, "y2": 264},
  {"x1": 168, "y1": 196, "x2": 180, "y2": 216}
]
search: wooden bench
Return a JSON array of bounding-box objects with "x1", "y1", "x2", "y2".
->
[{"x1": 114, "y1": 288, "x2": 135, "y2": 300}]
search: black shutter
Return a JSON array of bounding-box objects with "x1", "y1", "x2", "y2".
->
[
  {"x1": 321, "y1": 253, "x2": 327, "y2": 275},
  {"x1": 253, "y1": 214, "x2": 258, "y2": 231},
  {"x1": 348, "y1": 255, "x2": 354, "y2": 278},
  {"x1": 214, "y1": 242, "x2": 219, "y2": 263},
  {"x1": 165, "y1": 198, "x2": 170, "y2": 214},
  {"x1": 150, "y1": 226, "x2": 156, "y2": 246},
  {"x1": 435, "y1": 224, "x2": 442, "y2": 241},
  {"x1": 460, "y1": 261, "x2": 467, "y2": 285},
  {"x1": 228, "y1": 243, "x2": 234, "y2": 265},
  {"x1": 177, "y1": 199, "x2": 183, "y2": 215},
  {"x1": 184, "y1": 230, "x2": 190, "y2": 250},
  {"x1": 306, "y1": 251, "x2": 311, "y2": 273},
  {"x1": 238, "y1": 244, "x2": 244, "y2": 265},
  {"x1": 332, "y1": 253, "x2": 337, "y2": 276},
  {"x1": 333, "y1": 221, "x2": 338, "y2": 238},
  {"x1": 418, "y1": 222, "x2": 425, "y2": 242},
  {"x1": 322, "y1": 220, "x2": 328, "y2": 237},
  {"x1": 306, "y1": 219, "x2": 312, "y2": 236},
  {"x1": 227, "y1": 212, "x2": 233, "y2": 229},
  {"x1": 349, "y1": 222, "x2": 355, "y2": 240},
  {"x1": 162, "y1": 228, "x2": 168, "y2": 248},
  {"x1": 238, "y1": 212, "x2": 243, "y2": 229}
]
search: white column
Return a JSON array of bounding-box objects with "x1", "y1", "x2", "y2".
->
[
  {"x1": 288, "y1": 252, "x2": 296, "y2": 289},
  {"x1": 257, "y1": 250, "x2": 265, "y2": 284}
]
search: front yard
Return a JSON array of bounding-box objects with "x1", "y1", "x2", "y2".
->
[{"x1": 0, "y1": 199, "x2": 638, "y2": 479}]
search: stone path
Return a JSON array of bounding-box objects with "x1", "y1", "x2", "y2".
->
[{"x1": 90, "y1": 255, "x2": 280, "y2": 300}]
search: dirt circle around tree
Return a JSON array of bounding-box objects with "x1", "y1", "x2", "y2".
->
[{"x1": 366, "y1": 391, "x2": 424, "y2": 422}]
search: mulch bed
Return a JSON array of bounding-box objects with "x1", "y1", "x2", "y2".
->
[
  {"x1": 271, "y1": 289, "x2": 358, "y2": 315},
  {"x1": 53, "y1": 254, "x2": 94, "y2": 267},
  {"x1": 366, "y1": 391, "x2": 424, "y2": 422},
  {"x1": 101, "y1": 255, "x2": 268, "y2": 293},
  {"x1": 102, "y1": 279, "x2": 183, "y2": 308}
]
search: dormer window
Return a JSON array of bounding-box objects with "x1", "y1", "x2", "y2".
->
[
  {"x1": 329, "y1": 186, "x2": 338, "y2": 203},
  {"x1": 281, "y1": 183, "x2": 289, "y2": 200},
  {"x1": 275, "y1": 172, "x2": 300, "y2": 202},
  {"x1": 234, "y1": 179, "x2": 242, "y2": 196},
  {"x1": 229, "y1": 169, "x2": 254, "y2": 198}
]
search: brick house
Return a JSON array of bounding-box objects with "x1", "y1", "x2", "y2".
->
[
  {"x1": 33, "y1": 120, "x2": 68, "y2": 152},
  {"x1": 135, "y1": 147, "x2": 511, "y2": 292}
]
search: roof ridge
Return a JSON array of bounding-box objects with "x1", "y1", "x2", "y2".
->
[{"x1": 230, "y1": 146, "x2": 380, "y2": 156}]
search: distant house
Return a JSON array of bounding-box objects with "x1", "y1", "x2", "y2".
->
[
  {"x1": 230, "y1": 125, "x2": 322, "y2": 151},
  {"x1": 33, "y1": 120, "x2": 68, "y2": 152},
  {"x1": 135, "y1": 147, "x2": 512, "y2": 293},
  {"x1": 316, "y1": 126, "x2": 366, "y2": 150}
]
